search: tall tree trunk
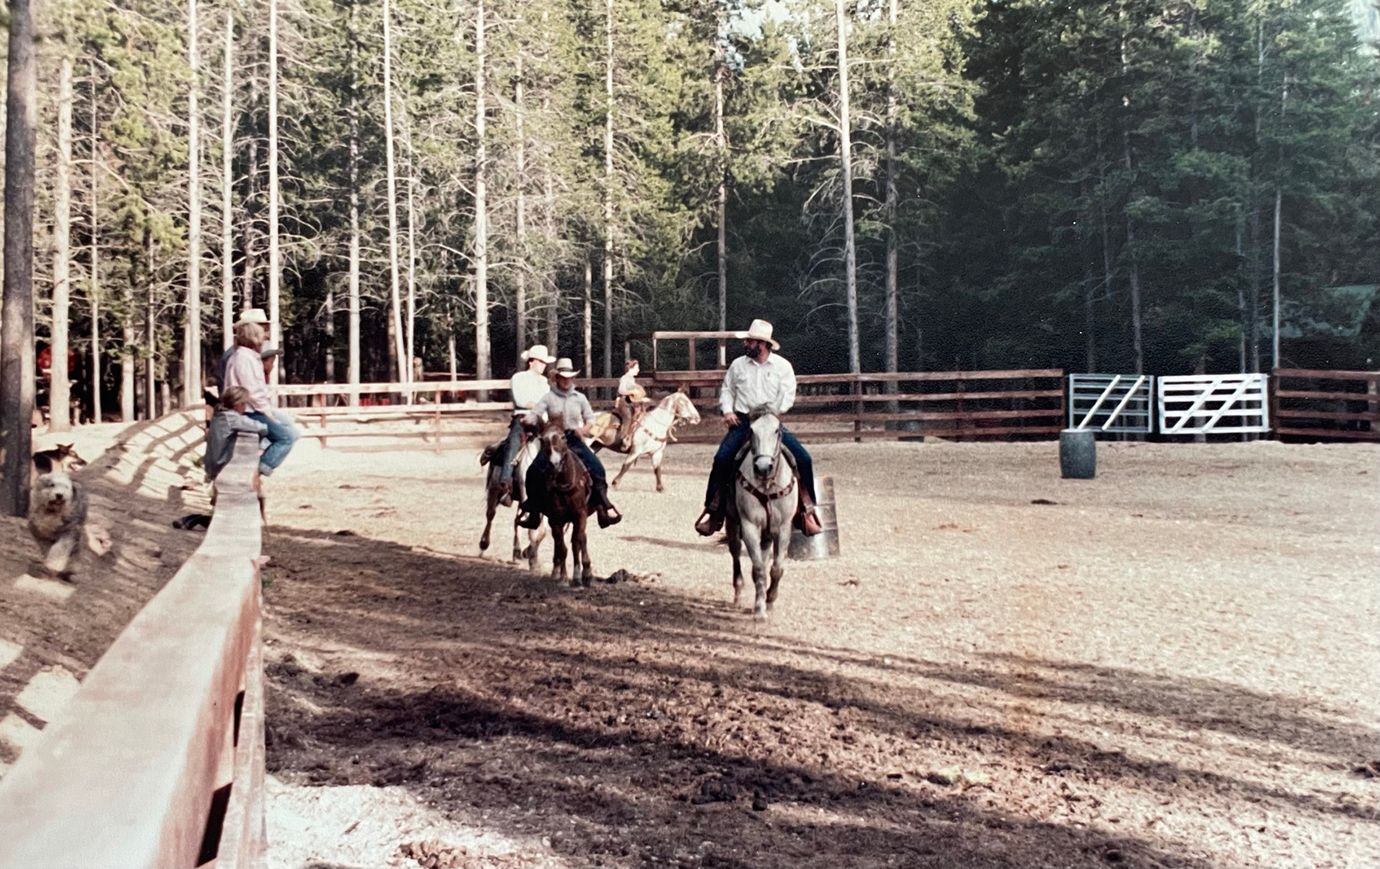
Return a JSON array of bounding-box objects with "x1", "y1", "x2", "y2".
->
[
  {"x1": 714, "y1": 54, "x2": 727, "y2": 368},
  {"x1": 121, "y1": 320, "x2": 135, "y2": 422},
  {"x1": 583, "y1": 254, "x2": 592, "y2": 375},
  {"x1": 243, "y1": 116, "x2": 258, "y2": 309},
  {"x1": 471, "y1": 0, "x2": 491, "y2": 380},
  {"x1": 405, "y1": 135, "x2": 417, "y2": 387},
  {"x1": 50, "y1": 52, "x2": 74, "y2": 432},
  {"x1": 515, "y1": 43, "x2": 527, "y2": 353},
  {"x1": 89, "y1": 64, "x2": 102, "y2": 425},
  {"x1": 602, "y1": 0, "x2": 614, "y2": 377},
  {"x1": 543, "y1": 169, "x2": 559, "y2": 351},
  {"x1": 348, "y1": 0, "x2": 361, "y2": 403},
  {"x1": 0, "y1": 0, "x2": 37, "y2": 515},
  {"x1": 1236, "y1": 219, "x2": 1247, "y2": 372},
  {"x1": 1271, "y1": 75, "x2": 1287, "y2": 372},
  {"x1": 883, "y1": 0, "x2": 899, "y2": 381},
  {"x1": 836, "y1": 0, "x2": 860, "y2": 374},
  {"x1": 185, "y1": 0, "x2": 202, "y2": 402},
  {"x1": 1119, "y1": 29, "x2": 1143, "y2": 375},
  {"x1": 267, "y1": 0, "x2": 282, "y2": 381},
  {"x1": 220, "y1": 6, "x2": 234, "y2": 350},
  {"x1": 382, "y1": 0, "x2": 407, "y2": 383}
]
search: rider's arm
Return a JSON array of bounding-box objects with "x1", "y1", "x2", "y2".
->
[
  {"x1": 524, "y1": 391, "x2": 550, "y2": 427},
  {"x1": 776, "y1": 356, "x2": 797, "y2": 415},
  {"x1": 577, "y1": 393, "x2": 596, "y2": 427},
  {"x1": 719, "y1": 361, "x2": 737, "y2": 415}
]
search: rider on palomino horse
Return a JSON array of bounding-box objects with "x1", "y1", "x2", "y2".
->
[
  {"x1": 614, "y1": 359, "x2": 654, "y2": 450},
  {"x1": 497, "y1": 344, "x2": 557, "y2": 506},
  {"x1": 694, "y1": 319, "x2": 823, "y2": 538},
  {"x1": 517, "y1": 358, "x2": 624, "y2": 530}
]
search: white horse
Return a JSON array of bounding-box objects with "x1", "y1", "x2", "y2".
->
[
  {"x1": 480, "y1": 433, "x2": 547, "y2": 569},
  {"x1": 724, "y1": 407, "x2": 796, "y2": 619},
  {"x1": 589, "y1": 391, "x2": 701, "y2": 492}
]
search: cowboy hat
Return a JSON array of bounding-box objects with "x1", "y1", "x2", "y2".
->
[
  {"x1": 520, "y1": 343, "x2": 557, "y2": 364},
  {"x1": 552, "y1": 357, "x2": 580, "y2": 378},
  {"x1": 235, "y1": 308, "x2": 270, "y2": 326},
  {"x1": 738, "y1": 318, "x2": 780, "y2": 350}
]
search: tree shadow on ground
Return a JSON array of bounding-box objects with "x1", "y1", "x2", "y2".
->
[{"x1": 262, "y1": 526, "x2": 1373, "y2": 869}]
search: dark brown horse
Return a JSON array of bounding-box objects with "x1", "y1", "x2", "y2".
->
[
  {"x1": 479, "y1": 431, "x2": 546, "y2": 569},
  {"x1": 540, "y1": 430, "x2": 593, "y2": 587}
]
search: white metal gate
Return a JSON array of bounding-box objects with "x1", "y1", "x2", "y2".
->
[
  {"x1": 1068, "y1": 374, "x2": 1155, "y2": 434},
  {"x1": 1157, "y1": 373, "x2": 1270, "y2": 435}
]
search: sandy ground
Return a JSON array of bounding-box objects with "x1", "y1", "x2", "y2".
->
[{"x1": 257, "y1": 436, "x2": 1380, "y2": 869}]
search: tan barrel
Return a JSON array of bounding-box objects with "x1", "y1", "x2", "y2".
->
[{"x1": 787, "y1": 475, "x2": 840, "y2": 560}]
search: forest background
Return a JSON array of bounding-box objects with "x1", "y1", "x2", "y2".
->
[{"x1": 1, "y1": 0, "x2": 1378, "y2": 428}]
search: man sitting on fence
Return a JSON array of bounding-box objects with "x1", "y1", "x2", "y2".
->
[
  {"x1": 694, "y1": 319, "x2": 822, "y2": 537},
  {"x1": 497, "y1": 344, "x2": 556, "y2": 506},
  {"x1": 516, "y1": 358, "x2": 623, "y2": 529}
]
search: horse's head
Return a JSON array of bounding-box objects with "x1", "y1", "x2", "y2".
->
[
  {"x1": 748, "y1": 405, "x2": 782, "y2": 479},
  {"x1": 543, "y1": 428, "x2": 567, "y2": 466},
  {"x1": 669, "y1": 391, "x2": 701, "y2": 426}
]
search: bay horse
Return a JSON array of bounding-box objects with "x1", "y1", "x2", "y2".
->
[
  {"x1": 479, "y1": 430, "x2": 547, "y2": 569},
  {"x1": 724, "y1": 407, "x2": 796, "y2": 619},
  {"x1": 539, "y1": 430, "x2": 593, "y2": 586},
  {"x1": 588, "y1": 391, "x2": 701, "y2": 492}
]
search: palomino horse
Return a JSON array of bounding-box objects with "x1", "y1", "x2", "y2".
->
[
  {"x1": 479, "y1": 431, "x2": 547, "y2": 569},
  {"x1": 588, "y1": 391, "x2": 701, "y2": 492},
  {"x1": 540, "y1": 431, "x2": 593, "y2": 587},
  {"x1": 724, "y1": 407, "x2": 796, "y2": 619}
]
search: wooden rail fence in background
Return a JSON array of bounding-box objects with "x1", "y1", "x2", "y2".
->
[
  {"x1": 274, "y1": 369, "x2": 1067, "y2": 445},
  {"x1": 0, "y1": 433, "x2": 267, "y2": 869},
  {"x1": 1271, "y1": 368, "x2": 1380, "y2": 442}
]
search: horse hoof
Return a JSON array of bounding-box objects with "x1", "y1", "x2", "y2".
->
[{"x1": 569, "y1": 577, "x2": 582, "y2": 588}]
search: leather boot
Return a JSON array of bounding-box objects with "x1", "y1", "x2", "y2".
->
[
  {"x1": 797, "y1": 491, "x2": 823, "y2": 536},
  {"x1": 517, "y1": 500, "x2": 543, "y2": 529},
  {"x1": 694, "y1": 490, "x2": 724, "y2": 537},
  {"x1": 595, "y1": 483, "x2": 622, "y2": 528}
]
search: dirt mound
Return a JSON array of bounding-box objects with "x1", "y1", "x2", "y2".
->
[{"x1": 0, "y1": 413, "x2": 212, "y2": 779}]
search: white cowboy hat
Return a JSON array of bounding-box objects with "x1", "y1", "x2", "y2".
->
[
  {"x1": 235, "y1": 308, "x2": 270, "y2": 326},
  {"x1": 738, "y1": 318, "x2": 780, "y2": 350},
  {"x1": 552, "y1": 357, "x2": 580, "y2": 378},
  {"x1": 520, "y1": 343, "x2": 557, "y2": 364}
]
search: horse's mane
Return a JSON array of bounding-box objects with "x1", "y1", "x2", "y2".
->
[{"x1": 749, "y1": 404, "x2": 779, "y2": 421}]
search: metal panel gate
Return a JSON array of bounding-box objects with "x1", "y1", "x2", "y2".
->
[
  {"x1": 1068, "y1": 374, "x2": 1155, "y2": 434},
  {"x1": 1157, "y1": 373, "x2": 1270, "y2": 435}
]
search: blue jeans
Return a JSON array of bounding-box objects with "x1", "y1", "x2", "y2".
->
[
  {"x1": 246, "y1": 410, "x2": 299, "y2": 476},
  {"x1": 500, "y1": 416, "x2": 524, "y2": 485},
  {"x1": 704, "y1": 413, "x2": 815, "y2": 508}
]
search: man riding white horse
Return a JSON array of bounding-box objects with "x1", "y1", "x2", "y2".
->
[
  {"x1": 694, "y1": 319, "x2": 823, "y2": 538},
  {"x1": 497, "y1": 344, "x2": 556, "y2": 506},
  {"x1": 517, "y1": 358, "x2": 624, "y2": 529}
]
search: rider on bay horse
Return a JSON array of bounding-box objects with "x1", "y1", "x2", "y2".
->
[
  {"x1": 694, "y1": 319, "x2": 823, "y2": 538},
  {"x1": 517, "y1": 358, "x2": 624, "y2": 529},
  {"x1": 497, "y1": 343, "x2": 556, "y2": 506}
]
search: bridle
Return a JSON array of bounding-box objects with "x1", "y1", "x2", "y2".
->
[{"x1": 736, "y1": 414, "x2": 794, "y2": 508}]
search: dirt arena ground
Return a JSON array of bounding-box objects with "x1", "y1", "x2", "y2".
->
[{"x1": 258, "y1": 437, "x2": 1380, "y2": 869}]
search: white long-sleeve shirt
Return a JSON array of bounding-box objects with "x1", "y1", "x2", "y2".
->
[
  {"x1": 510, "y1": 369, "x2": 549, "y2": 416},
  {"x1": 719, "y1": 352, "x2": 797, "y2": 416},
  {"x1": 223, "y1": 346, "x2": 274, "y2": 414}
]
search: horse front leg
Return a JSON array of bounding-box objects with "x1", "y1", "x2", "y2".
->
[
  {"x1": 740, "y1": 521, "x2": 768, "y2": 620},
  {"x1": 651, "y1": 446, "x2": 666, "y2": 493},
  {"x1": 611, "y1": 451, "x2": 638, "y2": 489},
  {"x1": 575, "y1": 514, "x2": 592, "y2": 587},
  {"x1": 551, "y1": 522, "x2": 568, "y2": 583},
  {"x1": 725, "y1": 517, "x2": 744, "y2": 606},
  {"x1": 524, "y1": 521, "x2": 546, "y2": 570},
  {"x1": 766, "y1": 523, "x2": 789, "y2": 609},
  {"x1": 481, "y1": 487, "x2": 497, "y2": 554}
]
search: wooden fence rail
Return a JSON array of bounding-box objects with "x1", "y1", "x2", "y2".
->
[
  {"x1": 0, "y1": 433, "x2": 267, "y2": 869},
  {"x1": 276, "y1": 369, "x2": 1067, "y2": 446},
  {"x1": 1271, "y1": 368, "x2": 1380, "y2": 442}
]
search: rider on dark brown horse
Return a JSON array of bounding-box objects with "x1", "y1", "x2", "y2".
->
[
  {"x1": 517, "y1": 358, "x2": 624, "y2": 530},
  {"x1": 498, "y1": 344, "x2": 556, "y2": 506},
  {"x1": 694, "y1": 319, "x2": 823, "y2": 538}
]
